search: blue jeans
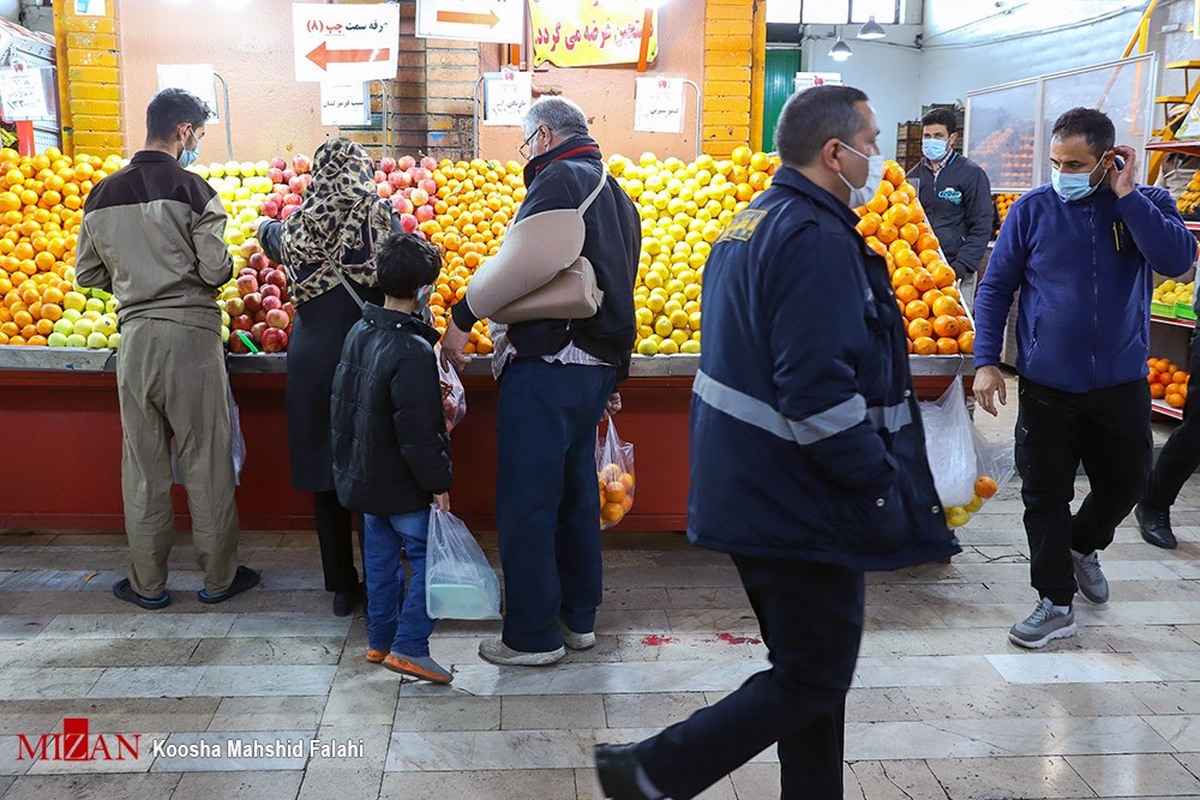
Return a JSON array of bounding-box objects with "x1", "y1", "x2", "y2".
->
[
  {"x1": 364, "y1": 509, "x2": 435, "y2": 656},
  {"x1": 496, "y1": 358, "x2": 617, "y2": 652}
]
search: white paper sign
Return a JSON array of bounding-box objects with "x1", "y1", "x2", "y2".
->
[
  {"x1": 293, "y1": 3, "x2": 400, "y2": 83},
  {"x1": 0, "y1": 68, "x2": 53, "y2": 121},
  {"x1": 634, "y1": 77, "x2": 685, "y2": 134},
  {"x1": 156, "y1": 64, "x2": 219, "y2": 123},
  {"x1": 416, "y1": 0, "x2": 525, "y2": 45},
  {"x1": 74, "y1": 0, "x2": 106, "y2": 16},
  {"x1": 793, "y1": 72, "x2": 842, "y2": 93},
  {"x1": 483, "y1": 70, "x2": 531, "y2": 126},
  {"x1": 321, "y1": 81, "x2": 371, "y2": 127}
]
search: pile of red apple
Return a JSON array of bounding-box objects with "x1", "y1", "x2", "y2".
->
[
  {"x1": 260, "y1": 155, "x2": 314, "y2": 221},
  {"x1": 374, "y1": 155, "x2": 440, "y2": 236},
  {"x1": 227, "y1": 252, "x2": 295, "y2": 353}
]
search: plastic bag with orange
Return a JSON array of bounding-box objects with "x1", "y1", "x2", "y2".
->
[{"x1": 596, "y1": 414, "x2": 635, "y2": 531}]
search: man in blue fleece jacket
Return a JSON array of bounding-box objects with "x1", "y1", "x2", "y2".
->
[{"x1": 973, "y1": 107, "x2": 1196, "y2": 649}]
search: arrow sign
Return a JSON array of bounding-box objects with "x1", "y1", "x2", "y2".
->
[
  {"x1": 436, "y1": 9, "x2": 500, "y2": 27},
  {"x1": 306, "y1": 42, "x2": 391, "y2": 72}
]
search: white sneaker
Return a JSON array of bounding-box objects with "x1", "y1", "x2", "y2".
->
[
  {"x1": 478, "y1": 637, "x2": 565, "y2": 666},
  {"x1": 560, "y1": 623, "x2": 596, "y2": 651}
]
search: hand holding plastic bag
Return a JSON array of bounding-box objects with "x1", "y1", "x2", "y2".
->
[
  {"x1": 596, "y1": 414, "x2": 635, "y2": 530},
  {"x1": 425, "y1": 508, "x2": 501, "y2": 620},
  {"x1": 917, "y1": 376, "x2": 976, "y2": 507},
  {"x1": 437, "y1": 349, "x2": 466, "y2": 433}
]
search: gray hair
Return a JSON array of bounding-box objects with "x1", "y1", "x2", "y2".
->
[{"x1": 523, "y1": 97, "x2": 589, "y2": 139}]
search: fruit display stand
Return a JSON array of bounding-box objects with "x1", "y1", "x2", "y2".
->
[{"x1": 0, "y1": 350, "x2": 971, "y2": 533}]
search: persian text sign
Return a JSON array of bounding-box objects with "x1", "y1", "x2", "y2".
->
[
  {"x1": 293, "y1": 3, "x2": 400, "y2": 83},
  {"x1": 0, "y1": 67, "x2": 54, "y2": 121},
  {"x1": 483, "y1": 70, "x2": 532, "y2": 126},
  {"x1": 528, "y1": 0, "x2": 657, "y2": 68},
  {"x1": 634, "y1": 77, "x2": 684, "y2": 134}
]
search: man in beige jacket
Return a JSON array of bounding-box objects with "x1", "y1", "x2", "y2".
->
[{"x1": 76, "y1": 88, "x2": 259, "y2": 608}]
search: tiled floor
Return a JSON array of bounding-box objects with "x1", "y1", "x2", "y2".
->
[{"x1": 2, "y1": 380, "x2": 1200, "y2": 799}]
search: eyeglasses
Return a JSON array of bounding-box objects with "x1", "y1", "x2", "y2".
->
[{"x1": 518, "y1": 127, "x2": 542, "y2": 161}]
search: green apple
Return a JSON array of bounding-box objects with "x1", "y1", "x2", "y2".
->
[
  {"x1": 192, "y1": 165, "x2": 209, "y2": 180},
  {"x1": 94, "y1": 316, "x2": 117, "y2": 336},
  {"x1": 85, "y1": 297, "x2": 105, "y2": 313},
  {"x1": 208, "y1": 163, "x2": 225, "y2": 178},
  {"x1": 72, "y1": 318, "x2": 94, "y2": 338},
  {"x1": 255, "y1": 160, "x2": 269, "y2": 177},
  {"x1": 86, "y1": 331, "x2": 109, "y2": 349},
  {"x1": 62, "y1": 308, "x2": 81, "y2": 323},
  {"x1": 63, "y1": 291, "x2": 87, "y2": 312},
  {"x1": 220, "y1": 326, "x2": 230, "y2": 343},
  {"x1": 52, "y1": 318, "x2": 73, "y2": 336},
  {"x1": 47, "y1": 332, "x2": 68, "y2": 347},
  {"x1": 105, "y1": 298, "x2": 118, "y2": 313},
  {"x1": 62, "y1": 266, "x2": 75, "y2": 283},
  {"x1": 224, "y1": 161, "x2": 241, "y2": 177},
  {"x1": 107, "y1": 332, "x2": 121, "y2": 350},
  {"x1": 64, "y1": 333, "x2": 87, "y2": 348},
  {"x1": 220, "y1": 310, "x2": 230, "y2": 326},
  {"x1": 81, "y1": 310, "x2": 101, "y2": 322}
]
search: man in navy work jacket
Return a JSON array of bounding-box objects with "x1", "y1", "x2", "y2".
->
[
  {"x1": 973, "y1": 107, "x2": 1196, "y2": 650},
  {"x1": 593, "y1": 85, "x2": 960, "y2": 800}
]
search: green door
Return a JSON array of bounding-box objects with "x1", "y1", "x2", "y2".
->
[{"x1": 763, "y1": 48, "x2": 802, "y2": 151}]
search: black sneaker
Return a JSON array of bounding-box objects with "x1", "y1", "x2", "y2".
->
[{"x1": 1135, "y1": 503, "x2": 1178, "y2": 549}]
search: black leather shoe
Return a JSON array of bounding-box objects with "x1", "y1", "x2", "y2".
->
[
  {"x1": 332, "y1": 589, "x2": 357, "y2": 617},
  {"x1": 595, "y1": 743, "x2": 655, "y2": 799},
  {"x1": 1136, "y1": 503, "x2": 1178, "y2": 549}
]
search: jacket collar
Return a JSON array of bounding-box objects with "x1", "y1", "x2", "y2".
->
[
  {"x1": 770, "y1": 166, "x2": 861, "y2": 230},
  {"x1": 362, "y1": 302, "x2": 440, "y2": 345},
  {"x1": 523, "y1": 135, "x2": 602, "y2": 187},
  {"x1": 132, "y1": 150, "x2": 183, "y2": 167}
]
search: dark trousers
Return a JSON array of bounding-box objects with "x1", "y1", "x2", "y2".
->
[
  {"x1": 1015, "y1": 377, "x2": 1151, "y2": 606},
  {"x1": 637, "y1": 557, "x2": 865, "y2": 800},
  {"x1": 314, "y1": 490, "x2": 364, "y2": 593},
  {"x1": 1144, "y1": 329, "x2": 1200, "y2": 509},
  {"x1": 495, "y1": 358, "x2": 616, "y2": 653}
]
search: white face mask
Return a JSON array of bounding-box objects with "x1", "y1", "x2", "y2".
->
[{"x1": 836, "y1": 141, "x2": 884, "y2": 208}]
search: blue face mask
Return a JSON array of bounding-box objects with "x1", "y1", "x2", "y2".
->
[
  {"x1": 922, "y1": 138, "x2": 949, "y2": 162},
  {"x1": 1051, "y1": 161, "x2": 1103, "y2": 202},
  {"x1": 178, "y1": 128, "x2": 199, "y2": 168}
]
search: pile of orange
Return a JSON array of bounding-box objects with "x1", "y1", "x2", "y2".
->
[
  {"x1": 994, "y1": 193, "x2": 1020, "y2": 235},
  {"x1": 0, "y1": 147, "x2": 121, "y2": 346},
  {"x1": 854, "y1": 160, "x2": 974, "y2": 356},
  {"x1": 1147, "y1": 357, "x2": 1189, "y2": 408},
  {"x1": 598, "y1": 461, "x2": 635, "y2": 529},
  {"x1": 420, "y1": 158, "x2": 528, "y2": 355}
]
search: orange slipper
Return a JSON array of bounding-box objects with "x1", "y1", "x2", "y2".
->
[
  {"x1": 382, "y1": 654, "x2": 453, "y2": 684},
  {"x1": 366, "y1": 648, "x2": 386, "y2": 664}
]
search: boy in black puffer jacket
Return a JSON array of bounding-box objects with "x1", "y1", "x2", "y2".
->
[{"x1": 331, "y1": 233, "x2": 454, "y2": 683}]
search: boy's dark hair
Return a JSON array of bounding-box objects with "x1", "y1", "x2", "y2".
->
[
  {"x1": 774, "y1": 84, "x2": 869, "y2": 166},
  {"x1": 921, "y1": 107, "x2": 958, "y2": 135},
  {"x1": 376, "y1": 232, "x2": 441, "y2": 300},
  {"x1": 1052, "y1": 107, "x2": 1115, "y2": 159},
  {"x1": 146, "y1": 88, "x2": 210, "y2": 143}
]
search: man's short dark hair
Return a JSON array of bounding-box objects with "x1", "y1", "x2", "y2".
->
[
  {"x1": 376, "y1": 232, "x2": 441, "y2": 300},
  {"x1": 1052, "y1": 107, "x2": 1115, "y2": 159},
  {"x1": 774, "y1": 85, "x2": 870, "y2": 166},
  {"x1": 146, "y1": 88, "x2": 210, "y2": 143},
  {"x1": 921, "y1": 107, "x2": 958, "y2": 135}
]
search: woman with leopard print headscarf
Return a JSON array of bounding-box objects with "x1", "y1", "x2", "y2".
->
[{"x1": 260, "y1": 137, "x2": 401, "y2": 618}]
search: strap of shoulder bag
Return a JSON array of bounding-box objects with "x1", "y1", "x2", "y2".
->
[{"x1": 577, "y1": 167, "x2": 609, "y2": 215}]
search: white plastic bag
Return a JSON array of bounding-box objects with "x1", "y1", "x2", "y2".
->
[
  {"x1": 596, "y1": 414, "x2": 635, "y2": 531},
  {"x1": 425, "y1": 508, "x2": 501, "y2": 620},
  {"x1": 918, "y1": 376, "x2": 976, "y2": 507},
  {"x1": 171, "y1": 381, "x2": 246, "y2": 486},
  {"x1": 972, "y1": 426, "x2": 1016, "y2": 501},
  {"x1": 437, "y1": 352, "x2": 466, "y2": 433}
]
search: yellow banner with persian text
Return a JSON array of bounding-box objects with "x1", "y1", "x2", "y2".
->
[{"x1": 528, "y1": 0, "x2": 658, "y2": 68}]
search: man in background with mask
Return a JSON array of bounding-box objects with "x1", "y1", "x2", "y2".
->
[
  {"x1": 906, "y1": 107, "x2": 992, "y2": 305},
  {"x1": 593, "y1": 84, "x2": 959, "y2": 800},
  {"x1": 76, "y1": 88, "x2": 259, "y2": 610},
  {"x1": 973, "y1": 107, "x2": 1194, "y2": 649}
]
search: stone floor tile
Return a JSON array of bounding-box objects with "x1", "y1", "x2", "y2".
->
[
  {"x1": 0, "y1": 773, "x2": 181, "y2": 799},
  {"x1": 852, "y1": 655, "x2": 1006, "y2": 689},
  {"x1": 24, "y1": 637, "x2": 201, "y2": 669},
  {"x1": 574, "y1": 767, "x2": 738, "y2": 800},
  {"x1": 846, "y1": 688, "x2": 920, "y2": 723},
  {"x1": 392, "y1": 696, "x2": 500, "y2": 732},
  {"x1": 0, "y1": 666, "x2": 103, "y2": 700},
  {"x1": 380, "y1": 768, "x2": 579, "y2": 800},
  {"x1": 1143, "y1": 715, "x2": 1200, "y2": 752},
  {"x1": 846, "y1": 760, "x2": 947, "y2": 800},
  {"x1": 1134, "y1": 651, "x2": 1200, "y2": 682},
  {"x1": 170, "y1": 770, "x2": 303, "y2": 799},
  {"x1": 87, "y1": 666, "x2": 206, "y2": 699},
  {"x1": 224, "y1": 612, "x2": 351, "y2": 639},
  {"x1": 384, "y1": 728, "x2": 657, "y2": 772},
  {"x1": 187, "y1": 636, "x2": 344, "y2": 666},
  {"x1": 1068, "y1": 752, "x2": 1200, "y2": 797},
  {"x1": 986, "y1": 652, "x2": 1162, "y2": 685},
  {"x1": 449, "y1": 660, "x2": 763, "y2": 698},
  {"x1": 501, "y1": 695, "x2": 605, "y2": 730},
  {"x1": 603, "y1": 692, "x2": 707, "y2": 729},
  {"x1": 207, "y1": 696, "x2": 327, "y2": 732},
  {"x1": 193, "y1": 665, "x2": 336, "y2": 697},
  {"x1": 926, "y1": 756, "x2": 1095, "y2": 799}
]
